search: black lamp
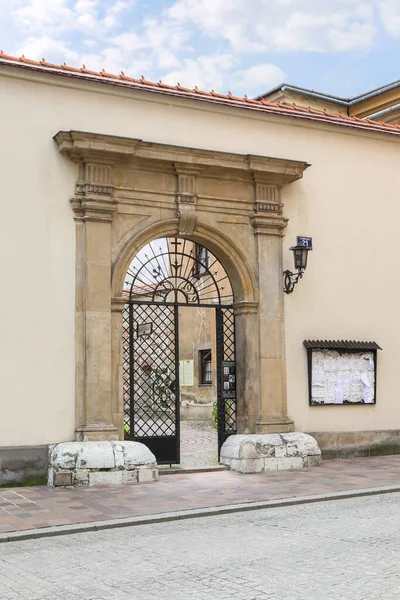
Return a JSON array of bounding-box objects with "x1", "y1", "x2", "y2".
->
[{"x1": 283, "y1": 243, "x2": 312, "y2": 294}]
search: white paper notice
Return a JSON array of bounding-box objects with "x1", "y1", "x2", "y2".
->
[
  {"x1": 337, "y1": 378, "x2": 350, "y2": 388},
  {"x1": 324, "y1": 360, "x2": 336, "y2": 372},
  {"x1": 312, "y1": 387, "x2": 325, "y2": 399},
  {"x1": 334, "y1": 388, "x2": 344, "y2": 404},
  {"x1": 312, "y1": 371, "x2": 325, "y2": 385},
  {"x1": 363, "y1": 389, "x2": 374, "y2": 403},
  {"x1": 361, "y1": 372, "x2": 371, "y2": 387}
]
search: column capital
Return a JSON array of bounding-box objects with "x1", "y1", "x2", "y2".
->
[
  {"x1": 233, "y1": 301, "x2": 259, "y2": 316},
  {"x1": 71, "y1": 162, "x2": 117, "y2": 223},
  {"x1": 251, "y1": 213, "x2": 288, "y2": 236},
  {"x1": 111, "y1": 297, "x2": 128, "y2": 313}
]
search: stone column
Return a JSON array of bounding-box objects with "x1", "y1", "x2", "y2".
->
[
  {"x1": 72, "y1": 162, "x2": 119, "y2": 441},
  {"x1": 111, "y1": 297, "x2": 127, "y2": 439},
  {"x1": 233, "y1": 301, "x2": 259, "y2": 434},
  {"x1": 251, "y1": 184, "x2": 295, "y2": 434}
]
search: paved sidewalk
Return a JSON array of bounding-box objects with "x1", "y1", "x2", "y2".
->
[{"x1": 1, "y1": 455, "x2": 400, "y2": 536}]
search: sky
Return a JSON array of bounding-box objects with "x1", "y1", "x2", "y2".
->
[{"x1": 1, "y1": 0, "x2": 400, "y2": 98}]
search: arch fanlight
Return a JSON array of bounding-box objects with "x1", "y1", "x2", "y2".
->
[{"x1": 124, "y1": 237, "x2": 233, "y2": 306}]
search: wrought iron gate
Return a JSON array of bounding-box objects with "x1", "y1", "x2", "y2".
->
[
  {"x1": 124, "y1": 303, "x2": 180, "y2": 464},
  {"x1": 123, "y1": 237, "x2": 237, "y2": 464},
  {"x1": 216, "y1": 307, "x2": 237, "y2": 454}
]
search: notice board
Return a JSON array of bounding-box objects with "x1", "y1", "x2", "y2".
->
[
  {"x1": 179, "y1": 360, "x2": 194, "y2": 387},
  {"x1": 303, "y1": 341, "x2": 381, "y2": 406}
]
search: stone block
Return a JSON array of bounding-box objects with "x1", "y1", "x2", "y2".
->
[
  {"x1": 303, "y1": 455, "x2": 323, "y2": 467},
  {"x1": 137, "y1": 467, "x2": 158, "y2": 482},
  {"x1": 274, "y1": 445, "x2": 287, "y2": 458},
  {"x1": 264, "y1": 458, "x2": 278, "y2": 471},
  {"x1": 280, "y1": 433, "x2": 322, "y2": 457},
  {"x1": 276, "y1": 457, "x2": 304, "y2": 470},
  {"x1": 48, "y1": 441, "x2": 159, "y2": 488},
  {"x1": 112, "y1": 443, "x2": 125, "y2": 468},
  {"x1": 240, "y1": 442, "x2": 260, "y2": 460},
  {"x1": 73, "y1": 471, "x2": 90, "y2": 486},
  {"x1": 220, "y1": 433, "x2": 321, "y2": 474},
  {"x1": 54, "y1": 471, "x2": 72, "y2": 487},
  {"x1": 219, "y1": 435, "x2": 250, "y2": 461},
  {"x1": 88, "y1": 471, "x2": 123, "y2": 486},
  {"x1": 238, "y1": 458, "x2": 265, "y2": 473},
  {"x1": 116, "y1": 441, "x2": 156, "y2": 469},
  {"x1": 122, "y1": 470, "x2": 138, "y2": 484}
]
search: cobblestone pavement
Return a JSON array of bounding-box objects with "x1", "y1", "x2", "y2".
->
[
  {"x1": 1, "y1": 455, "x2": 400, "y2": 534},
  {"x1": 1, "y1": 493, "x2": 400, "y2": 599},
  {"x1": 179, "y1": 420, "x2": 218, "y2": 469}
]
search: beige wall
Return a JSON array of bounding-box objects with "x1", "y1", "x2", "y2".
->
[
  {"x1": 1, "y1": 66, "x2": 400, "y2": 446},
  {"x1": 178, "y1": 306, "x2": 216, "y2": 407}
]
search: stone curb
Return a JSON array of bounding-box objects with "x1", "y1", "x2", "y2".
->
[{"x1": 1, "y1": 484, "x2": 400, "y2": 544}]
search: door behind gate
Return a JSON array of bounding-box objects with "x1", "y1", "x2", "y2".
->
[{"x1": 126, "y1": 302, "x2": 180, "y2": 464}]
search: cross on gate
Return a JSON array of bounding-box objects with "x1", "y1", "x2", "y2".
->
[{"x1": 170, "y1": 238, "x2": 181, "y2": 253}]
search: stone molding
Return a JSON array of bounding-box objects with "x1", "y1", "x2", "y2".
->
[
  {"x1": 54, "y1": 131, "x2": 309, "y2": 185},
  {"x1": 233, "y1": 301, "x2": 259, "y2": 316},
  {"x1": 251, "y1": 213, "x2": 288, "y2": 236},
  {"x1": 111, "y1": 297, "x2": 128, "y2": 313}
]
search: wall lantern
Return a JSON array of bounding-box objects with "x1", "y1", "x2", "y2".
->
[{"x1": 283, "y1": 237, "x2": 312, "y2": 294}]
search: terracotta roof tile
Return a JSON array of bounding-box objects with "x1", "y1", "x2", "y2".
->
[
  {"x1": 1, "y1": 51, "x2": 400, "y2": 137},
  {"x1": 20, "y1": 55, "x2": 41, "y2": 65},
  {"x1": 62, "y1": 62, "x2": 82, "y2": 73}
]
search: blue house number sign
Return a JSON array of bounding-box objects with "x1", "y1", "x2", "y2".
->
[{"x1": 297, "y1": 236, "x2": 313, "y2": 250}]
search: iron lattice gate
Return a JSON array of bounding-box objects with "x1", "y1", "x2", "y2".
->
[
  {"x1": 216, "y1": 307, "x2": 237, "y2": 455},
  {"x1": 122, "y1": 236, "x2": 237, "y2": 465},
  {"x1": 124, "y1": 302, "x2": 180, "y2": 464}
]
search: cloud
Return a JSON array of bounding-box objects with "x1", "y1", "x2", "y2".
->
[
  {"x1": 162, "y1": 53, "x2": 235, "y2": 90},
  {"x1": 236, "y1": 64, "x2": 286, "y2": 95},
  {"x1": 167, "y1": 0, "x2": 377, "y2": 53},
  {"x1": 161, "y1": 56, "x2": 285, "y2": 95},
  {"x1": 12, "y1": 0, "x2": 73, "y2": 31},
  {"x1": 377, "y1": 0, "x2": 400, "y2": 36},
  {"x1": 3, "y1": 0, "x2": 400, "y2": 99},
  {"x1": 16, "y1": 34, "x2": 79, "y2": 62},
  {"x1": 12, "y1": 0, "x2": 131, "y2": 34}
]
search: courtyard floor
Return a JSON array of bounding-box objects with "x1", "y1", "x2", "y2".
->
[
  {"x1": 1, "y1": 455, "x2": 400, "y2": 536},
  {"x1": 179, "y1": 420, "x2": 218, "y2": 469}
]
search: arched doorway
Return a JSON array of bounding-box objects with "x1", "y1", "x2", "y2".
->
[{"x1": 122, "y1": 237, "x2": 236, "y2": 464}]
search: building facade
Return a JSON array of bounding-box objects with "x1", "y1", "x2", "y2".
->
[{"x1": 1, "y1": 53, "x2": 400, "y2": 483}]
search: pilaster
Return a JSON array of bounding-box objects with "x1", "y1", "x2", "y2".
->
[
  {"x1": 72, "y1": 161, "x2": 119, "y2": 441},
  {"x1": 251, "y1": 183, "x2": 295, "y2": 434}
]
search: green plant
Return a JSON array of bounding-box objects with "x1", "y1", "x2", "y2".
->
[
  {"x1": 124, "y1": 422, "x2": 131, "y2": 436},
  {"x1": 212, "y1": 401, "x2": 218, "y2": 430},
  {"x1": 212, "y1": 399, "x2": 234, "y2": 430}
]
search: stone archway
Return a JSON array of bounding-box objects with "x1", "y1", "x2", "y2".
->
[{"x1": 55, "y1": 130, "x2": 310, "y2": 445}]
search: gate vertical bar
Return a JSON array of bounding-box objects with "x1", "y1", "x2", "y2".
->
[
  {"x1": 129, "y1": 302, "x2": 135, "y2": 439},
  {"x1": 216, "y1": 307, "x2": 225, "y2": 457},
  {"x1": 216, "y1": 307, "x2": 237, "y2": 458},
  {"x1": 174, "y1": 304, "x2": 181, "y2": 465}
]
